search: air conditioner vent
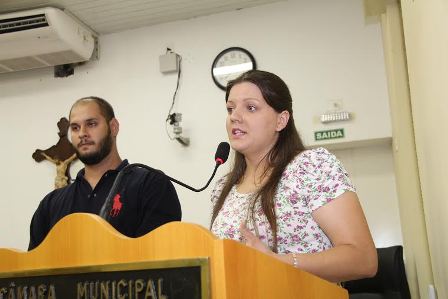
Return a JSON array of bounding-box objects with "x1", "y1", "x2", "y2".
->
[
  {"x1": 0, "y1": 14, "x2": 48, "y2": 34},
  {"x1": 0, "y1": 7, "x2": 96, "y2": 73},
  {"x1": 0, "y1": 56, "x2": 47, "y2": 71},
  {"x1": 37, "y1": 50, "x2": 85, "y2": 66}
]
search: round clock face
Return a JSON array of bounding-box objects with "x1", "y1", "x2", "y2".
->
[{"x1": 211, "y1": 47, "x2": 256, "y2": 90}]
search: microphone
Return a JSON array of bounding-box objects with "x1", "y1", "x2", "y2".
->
[
  {"x1": 99, "y1": 142, "x2": 230, "y2": 221},
  {"x1": 166, "y1": 141, "x2": 230, "y2": 192},
  {"x1": 214, "y1": 141, "x2": 230, "y2": 165}
]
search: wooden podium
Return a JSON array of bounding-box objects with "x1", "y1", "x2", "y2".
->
[{"x1": 0, "y1": 213, "x2": 348, "y2": 298}]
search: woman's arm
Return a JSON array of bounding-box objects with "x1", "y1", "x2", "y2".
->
[
  {"x1": 241, "y1": 191, "x2": 377, "y2": 283},
  {"x1": 295, "y1": 191, "x2": 377, "y2": 282}
]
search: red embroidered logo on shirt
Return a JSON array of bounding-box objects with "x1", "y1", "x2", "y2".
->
[{"x1": 110, "y1": 194, "x2": 123, "y2": 217}]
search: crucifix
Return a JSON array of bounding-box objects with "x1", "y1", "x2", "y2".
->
[{"x1": 32, "y1": 117, "x2": 78, "y2": 189}]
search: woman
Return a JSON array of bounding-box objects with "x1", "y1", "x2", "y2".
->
[{"x1": 210, "y1": 70, "x2": 377, "y2": 282}]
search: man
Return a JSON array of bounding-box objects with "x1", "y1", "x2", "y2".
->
[{"x1": 28, "y1": 96, "x2": 181, "y2": 250}]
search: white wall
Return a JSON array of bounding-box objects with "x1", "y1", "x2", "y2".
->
[
  {"x1": 0, "y1": 0, "x2": 401, "y2": 250},
  {"x1": 334, "y1": 144, "x2": 403, "y2": 247}
]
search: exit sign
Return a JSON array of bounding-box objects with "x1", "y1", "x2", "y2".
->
[{"x1": 314, "y1": 129, "x2": 345, "y2": 141}]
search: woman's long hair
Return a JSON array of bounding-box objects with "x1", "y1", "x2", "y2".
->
[{"x1": 210, "y1": 70, "x2": 306, "y2": 252}]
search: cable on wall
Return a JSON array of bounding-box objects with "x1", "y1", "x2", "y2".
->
[{"x1": 161, "y1": 48, "x2": 190, "y2": 146}]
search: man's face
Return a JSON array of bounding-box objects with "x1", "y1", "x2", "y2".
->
[{"x1": 69, "y1": 102, "x2": 113, "y2": 165}]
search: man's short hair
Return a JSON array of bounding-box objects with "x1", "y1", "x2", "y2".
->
[{"x1": 70, "y1": 96, "x2": 115, "y2": 122}]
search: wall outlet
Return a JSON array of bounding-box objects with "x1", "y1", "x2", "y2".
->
[{"x1": 159, "y1": 52, "x2": 179, "y2": 73}]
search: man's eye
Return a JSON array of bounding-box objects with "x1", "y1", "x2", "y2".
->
[
  {"x1": 226, "y1": 107, "x2": 233, "y2": 114},
  {"x1": 87, "y1": 122, "x2": 97, "y2": 127},
  {"x1": 70, "y1": 126, "x2": 79, "y2": 131},
  {"x1": 248, "y1": 105, "x2": 256, "y2": 112}
]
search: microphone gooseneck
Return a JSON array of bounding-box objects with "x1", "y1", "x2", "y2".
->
[
  {"x1": 165, "y1": 166, "x2": 217, "y2": 192},
  {"x1": 165, "y1": 141, "x2": 230, "y2": 192},
  {"x1": 99, "y1": 142, "x2": 230, "y2": 221}
]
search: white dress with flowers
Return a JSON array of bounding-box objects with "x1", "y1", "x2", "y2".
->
[{"x1": 210, "y1": 147, "x2": 356, "y2": 254}]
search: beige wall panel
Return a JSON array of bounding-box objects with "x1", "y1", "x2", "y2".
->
[
  {"x1": 379, "y1": 2, "x2": 434, "y2": 298},
  {"x1": 400, "y1": 0, "x2": 448, "y2": 298}
]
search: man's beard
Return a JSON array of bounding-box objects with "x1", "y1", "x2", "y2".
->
[{"x1": 76, "y1": 129, "x2": 113, "y2": 166}]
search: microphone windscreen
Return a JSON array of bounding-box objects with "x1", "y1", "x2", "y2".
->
[{"x1": 215, "y1": 142, "x2": 230, "y2": 165}]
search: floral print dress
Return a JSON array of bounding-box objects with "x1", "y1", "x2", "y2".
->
[{"x1": 210, "y1": 147, "x2": 356, "y2": 254}]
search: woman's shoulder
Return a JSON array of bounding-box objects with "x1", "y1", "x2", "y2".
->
[
  {"x1": 298, "y1": 147, "x2": 334, "y2": 159},
  {"x1": 288, "y1": 147, "x2": 338, "y2": 172},
  {"x1": 284, "y1": 148, "x2": 355, "y2": 209}
]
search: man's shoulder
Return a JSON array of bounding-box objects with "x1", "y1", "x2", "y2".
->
[
  {"x1": 41, "y1": 182, "x2": 77, "y2": 205},
  {"x1": 127, "y1": 165, "x2": 167, "y2": 181}
]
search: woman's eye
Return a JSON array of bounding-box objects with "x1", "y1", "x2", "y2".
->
[{"x1": 248, "y1": 105, "x2": 256, "y2": 112}]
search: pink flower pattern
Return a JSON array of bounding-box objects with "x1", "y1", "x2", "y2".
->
[{"x1": 210, "y1": 148, "x2": 355, "y2": 254}]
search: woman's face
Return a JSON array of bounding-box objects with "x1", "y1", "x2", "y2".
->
[{"x1": 225, "y1": 82, "x2": 288, "y2": 160}]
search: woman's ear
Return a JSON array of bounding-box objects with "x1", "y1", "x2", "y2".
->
[
  {"x1": 110, "y1": 118, "x2": 120, "y2": 137},
  {"x1": 276, "y1": 111, "x2": 290, "y2": 132}
]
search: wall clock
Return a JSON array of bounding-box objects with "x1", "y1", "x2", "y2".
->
[{"x1": 211, "y1": 47, "x2": 256, "y2": 90}]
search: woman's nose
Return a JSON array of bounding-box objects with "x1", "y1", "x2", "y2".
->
[{"x1": 229, "y1": 108, "x2": 242, "y2": 122}]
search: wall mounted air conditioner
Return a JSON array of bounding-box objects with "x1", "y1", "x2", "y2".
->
[{"x1": 0, "y1": 7, "x2": 96, "y2": 73}]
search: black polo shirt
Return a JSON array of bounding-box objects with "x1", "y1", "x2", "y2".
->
[{"x1": 28, "y1": 160, "x2": 181, "y2": 250}]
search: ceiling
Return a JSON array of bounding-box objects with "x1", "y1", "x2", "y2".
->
[{"x1": 0, "y1": 0, "x2": 284, "y2": 34}]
